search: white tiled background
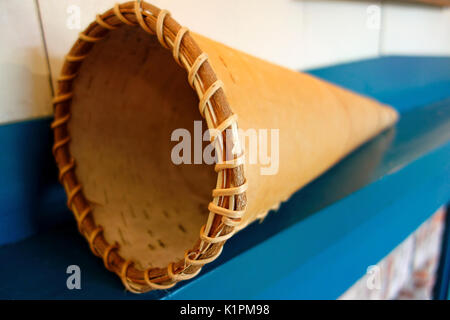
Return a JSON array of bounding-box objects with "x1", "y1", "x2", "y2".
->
[{"x1": 1, "y1": 0, "x2": 449, "y2": 125}]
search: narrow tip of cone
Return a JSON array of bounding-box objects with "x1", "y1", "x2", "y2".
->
[{"x1": 381, "y1": 105, "x2": 400, "y2": 128}]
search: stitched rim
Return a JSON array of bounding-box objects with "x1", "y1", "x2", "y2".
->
[{"x1": 52, "y1": 1, "x2": 247, "y2": 293}]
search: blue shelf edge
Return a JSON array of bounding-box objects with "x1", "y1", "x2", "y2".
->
[{"x1": 165, "y1": 142, "x2": 450, "y2": 299}]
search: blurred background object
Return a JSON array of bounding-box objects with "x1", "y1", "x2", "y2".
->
[{"x1": 340, "y1": 207, "x2": 447, "y2": 300}]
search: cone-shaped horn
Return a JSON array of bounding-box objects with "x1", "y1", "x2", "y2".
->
[
  {"x1": 192, "y1": 34, "x2": 398, "y2": 226},
  {"x1": 52, "y1": 1, "x2": 398, "y2": 292}
]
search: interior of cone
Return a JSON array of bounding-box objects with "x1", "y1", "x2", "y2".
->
[{"x1": 68, "y1": 26, "x2": 217, "y2": 269}]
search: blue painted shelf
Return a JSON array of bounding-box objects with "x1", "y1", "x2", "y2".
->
[{"x1": 0, "y1": 56, "x2": 449, "y2": 299}]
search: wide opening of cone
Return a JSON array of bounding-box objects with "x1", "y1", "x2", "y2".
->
[{"x1": 68, "y1": 26, "x2": 216, "y2": 269}]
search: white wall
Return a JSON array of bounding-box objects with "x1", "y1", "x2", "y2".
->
[
  {"x1": 0, "y1": 0, "x2": 52, "y2": 124},
  {"x1": 301, "y1": 1, "x2": 382, "y2": 69},
  {"x1": 1, "y1": 0, "x2": 449, "y2": 124},
  {"x1": 381, "y1": 3, "x2": 450, "y2": 55}
]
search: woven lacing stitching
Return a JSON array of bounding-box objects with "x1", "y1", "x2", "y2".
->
[{"x1": 51, "y1": 0, "x2": 247, "y2": 292}]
